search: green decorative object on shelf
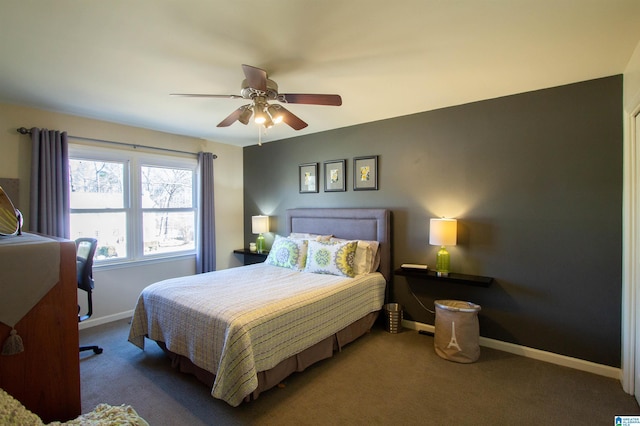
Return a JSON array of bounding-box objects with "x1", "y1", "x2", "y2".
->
[
  {"x1": 435, "y1": 246, "x2": 451, "y2": 276},
  {"x1": 256, "y1": 233, "x2": 265, "y2": 254}
]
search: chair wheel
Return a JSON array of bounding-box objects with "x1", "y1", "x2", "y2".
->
[{"x1": 94, "y1": 347, "x2": 103, "y2": 354}]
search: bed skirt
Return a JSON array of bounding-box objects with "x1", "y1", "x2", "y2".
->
[{"x1": 156, "y1": 310, "x2": 380, "y2": 403}]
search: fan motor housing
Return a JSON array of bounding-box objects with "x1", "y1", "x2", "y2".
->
[{"x1": 241, "y1": 78, "x2": 279, "y2": 100}]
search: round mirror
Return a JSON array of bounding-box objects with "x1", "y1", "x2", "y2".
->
[{"x1": 0, "y1": 186, "x2": 20, "y2": 236}]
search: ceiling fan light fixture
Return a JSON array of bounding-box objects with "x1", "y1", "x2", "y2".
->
[
  {"x1": 267, "y1": 105, "x2": 283, "y2": 124},
  {"x1": 253, "y1": 109, "x2": 267, "y2": 124},
  {"x1": 238, "y1": 106, "x2": 252, "y2": 125},
  {"x1": 263, "y1": 116, "x2": 275, "y2": 129},
  {"x1": 253, "y1": 97, "x2": 269, "y2": 124}
]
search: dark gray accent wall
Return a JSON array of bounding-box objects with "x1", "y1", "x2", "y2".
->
[{"x1": 243, "y1": 75, "x2": 623, "y2": 367}]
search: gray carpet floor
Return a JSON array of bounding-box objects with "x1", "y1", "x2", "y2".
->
[{"x1": 79, "y1": 318, "x2": 640, "y2": 425}]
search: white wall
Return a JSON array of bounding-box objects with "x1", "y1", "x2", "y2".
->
[{"x1": 0, "y1": 103, "x2": 245, "y2": 327}]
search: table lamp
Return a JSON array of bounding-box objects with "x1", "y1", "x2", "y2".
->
[
  {"x1": 429, "y1": 218, "x2": 457, "y2": 277},
  {"x1": 251, "y1": 215, "x2": 270, "y2": 253}
]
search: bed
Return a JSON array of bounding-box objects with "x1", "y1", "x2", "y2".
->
[{"x1": 128, "y1": 208, "x2": 391, "y2": 406}]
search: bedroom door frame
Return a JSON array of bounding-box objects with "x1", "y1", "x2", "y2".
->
[{"x1": 622, "y1": 101, "x2": 640, "y2": 402}]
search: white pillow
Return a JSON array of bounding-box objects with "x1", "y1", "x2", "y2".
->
[
  {"x1": 265, "y1": 235, "x2": 308, "y2": 271},
  {"x1": 367, "y1": 240, "x2": 381, "y2": 273},
  {"x1": 305, "y1": 240, "x2": 358, "y2": 278}
]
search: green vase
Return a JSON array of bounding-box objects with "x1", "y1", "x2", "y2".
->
[
  {"x1": 256, "y1": 234, "x2": 265, "y2": 253},
  {"x1": 435, "y1": 246, "x2": 450, "y2": 276}
]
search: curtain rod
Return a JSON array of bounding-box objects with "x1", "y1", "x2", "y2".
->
[{"x1": 16, "y1": 127, "x2": 217, "y2": 159}]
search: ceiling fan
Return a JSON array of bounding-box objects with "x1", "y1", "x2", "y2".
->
[{"x1": 171, "y1": 64, "x2": 342, "y2": 131}]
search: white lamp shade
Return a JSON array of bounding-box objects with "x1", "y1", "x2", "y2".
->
[
  {"x1": 429, "y1": 218, "x2": 457, "y2": 246},
  {"x1": 252, "y1": 215, "x2": 270, "y2": 234}
]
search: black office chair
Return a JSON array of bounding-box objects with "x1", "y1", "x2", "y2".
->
[{"x1": 76, "y1": 237, "x2": 103, "y2": 354}]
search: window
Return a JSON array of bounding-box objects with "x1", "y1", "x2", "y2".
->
[
  {"x1": 69, "y1": 144, "x2": 197, "y2": 263},
  {"x1": 140, "y1": 165, "x2": 195, "y2": 255}
]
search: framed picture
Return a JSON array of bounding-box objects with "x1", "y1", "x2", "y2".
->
[
  {"x1": 353, "y1": 155, "x2": 378, "y2": 191},
  {"x1": 299, "y1": 162, "x2": 319, "y2": 193},
  {"x1": 323, "y1": 159, "x2": 346, "y2": 192}
]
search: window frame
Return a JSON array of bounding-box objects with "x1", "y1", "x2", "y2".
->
[{"x1": 69, "y1": 143, "x2": 199, "y2": 265}]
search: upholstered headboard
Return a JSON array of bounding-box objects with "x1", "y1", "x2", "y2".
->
[{"x1": 285, "y1": 208, "x2": 391, "y2": 283}]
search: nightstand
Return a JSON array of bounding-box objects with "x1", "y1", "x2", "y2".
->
[
  {"x1": 394, "y1": 268, "x2": 493, "y2": 287},
  {"x1": 233, "y1": 248, "x2": 269, "y2": 265}
]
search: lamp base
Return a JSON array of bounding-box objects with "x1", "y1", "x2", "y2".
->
[
  {"x1": 256, "y1": 234, "x2": 265, "y2": 254},
  {"x1": 435, "y1": 246, "x2": 450, "y2": 276}
]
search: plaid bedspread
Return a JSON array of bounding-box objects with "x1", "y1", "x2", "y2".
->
[{"x1": 128, "y1": 263, "x2": 386, "y2": 406}]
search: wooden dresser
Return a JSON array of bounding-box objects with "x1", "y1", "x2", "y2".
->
[{"x1": 0, "y1": 235, "x2": 81, "y2": 423}]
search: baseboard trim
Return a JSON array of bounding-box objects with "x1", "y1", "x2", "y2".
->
[
  {"x1": 79, "y1": 310, "x2": 134, "y2": 330},
  {"x1": 403, "y1": 320, "x2": 621, "y2": 380},
  {"x1": 79, "y1": 314, "x2": 621, "y2": 380}
]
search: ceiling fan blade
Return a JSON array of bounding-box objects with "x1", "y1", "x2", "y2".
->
[
  {"x1": 277, "y1": 105, "x2": 308, "y2": 130},
  {"x1": 170, "y1": 93, "x2": 244, "y2": 99},
  {"x1": 217, "y1": 105, "x2": 250, "y2": 127},
  {"x1": 242, "y1": 64, "x2": 267, "y2": 92},
  {"x1": 279, "y1": 93, "x2": 342, "y2": 106}
]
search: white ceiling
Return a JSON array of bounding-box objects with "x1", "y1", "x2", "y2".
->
[{"x1": 1, "y1": 1, "x2": 639, "y2": 147}]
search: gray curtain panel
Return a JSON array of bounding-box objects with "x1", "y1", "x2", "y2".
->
[
  {"x1": 197, "y1": 152, "x2": 216, "y2": 273},
  {"x1": 29, "y1": 128, "x2": 70, "y2": 238}
]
